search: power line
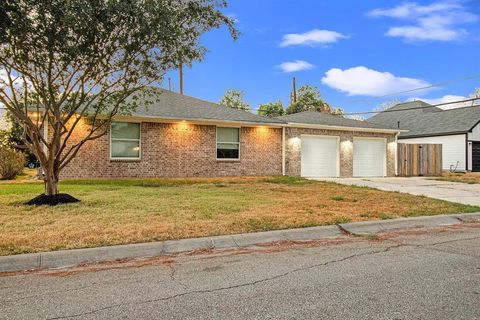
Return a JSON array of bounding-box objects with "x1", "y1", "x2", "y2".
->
[
  {"x1": 2, "y1": 97, "x2": 479, "y2": 117},
  {"x1": 345, "y1": 73, "x2": 480, "y2": 104},
  {"x1": 342, "y1": 97, "x2": 480, "y2": 116},
  {"x1": 247, "y1": 97, "x2": 480, "y2": 113}
]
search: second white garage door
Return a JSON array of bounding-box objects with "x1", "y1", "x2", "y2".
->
[
  {"x1": 301, "y1": 135, "x2": 339, "y2": 177},
  {"x1": 353, "y1": 138, "x2": 386, "y2": 177}
]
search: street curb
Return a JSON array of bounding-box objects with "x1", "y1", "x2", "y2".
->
[
  {"x1": 338, "y1": 214, "x2": 465, "y2": 236},
  {"x1": 1, "y1": 213, "x2": 479, "y2": 273}
]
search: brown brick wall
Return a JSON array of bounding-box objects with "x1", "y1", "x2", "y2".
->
[
  {"x1": 285, "y1": 127, "x2": 396, "y2": 177},
  {"x1": 61, "y1": 121, "x2": 283, "y2": 179}
]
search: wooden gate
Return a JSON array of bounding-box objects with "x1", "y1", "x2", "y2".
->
[{"x1": 397, "y1": 143, "x2": 442, "y2": 177}]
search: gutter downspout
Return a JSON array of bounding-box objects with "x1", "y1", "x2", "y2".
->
[{"x1": 282, "y1": 126, "x2": 286, "y2": 176}]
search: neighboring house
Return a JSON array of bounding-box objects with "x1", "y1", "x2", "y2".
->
[
  {"x1": 54, "y1": 89, "x2": 401, "y2": 179},
  {"x1": 368, "y1": 101, "x2": 480, "y2": 172}
]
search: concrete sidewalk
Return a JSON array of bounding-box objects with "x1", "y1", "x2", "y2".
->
[
  {"x1": 1, "y1": 213, "x2": 479, "y2": 273},
  {"x1": 319, "y1": 177, "x2": 480, "y2": 206}
]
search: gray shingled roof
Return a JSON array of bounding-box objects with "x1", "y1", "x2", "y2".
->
[
  {"x1": 368, "y1": 101, "x2": 480, "y2": 138},
  {"x1": 124, "y1": 88, "x2": 284, "y2": 125},
  {"x1": 277, "y1": 111, "x2": 399, "y2": 131}
]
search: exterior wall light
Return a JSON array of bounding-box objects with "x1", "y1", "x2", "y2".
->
[{"x1": 175, "y1": 121, "x2": 191, "y2": 132}]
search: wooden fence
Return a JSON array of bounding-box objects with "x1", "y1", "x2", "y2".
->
[{"x1": 397, "y1": 143, "x2": 442, "y2": 177}]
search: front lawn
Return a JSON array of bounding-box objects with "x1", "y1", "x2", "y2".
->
[
  {"x1": 0, "y1": 176, "x2": 478, "y2": 256},
  {"x1": 434, "y1": 172, "x2": 480, "y2": 184}
]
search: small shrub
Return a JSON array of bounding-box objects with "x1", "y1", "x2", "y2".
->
[
  {"x1": 0, "y1": 146, "x2": 25, "y2": 180},
  {"x1": 331, "y1": 195, "x2": 345, "y2": 201}
]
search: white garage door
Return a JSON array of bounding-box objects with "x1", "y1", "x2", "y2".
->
[
  {"x1": 353, "y1": 138, "x2": 386, "y2": 177},
  {"x1": 301, "y1": 135, "x2": 339, "y2": 177}
]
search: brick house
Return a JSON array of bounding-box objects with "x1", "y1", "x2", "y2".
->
[{"x1": 60, "y1": 89, "x2": 401, "y2": 179}]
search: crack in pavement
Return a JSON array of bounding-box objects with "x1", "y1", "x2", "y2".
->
[
  {"x1": 385, "y1": 236, "x2": 480, "y2": 259},
  {"x1": 423, "y1": 246, "x2": 480, "y2": 259},
  {"x1": 0, "y1": 283, "x2": 98, "y2": 304},
  {"x1": 45, "y1": 243, "x2": 405, "y2": 319},
  {"x1": 168, "y1": 264, "x2": 188, "y2": 291},
  {"x1": 230, "y1": 236, "x2": 240, "y2": 248},
  {"x1": 1, "y1": 269, "x2": 169, "y2": 305},
  {"x1": 428, "y1": 235, "x2": 480, "y2": 246}
]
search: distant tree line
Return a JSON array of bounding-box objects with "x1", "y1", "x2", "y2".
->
[{"x1": 219, "y1": 85, "x2": 343, "y2": 117}]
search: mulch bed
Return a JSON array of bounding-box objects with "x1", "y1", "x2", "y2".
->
[{"x1": 25, "y1": 193, "x2": 80, "y2": 206}]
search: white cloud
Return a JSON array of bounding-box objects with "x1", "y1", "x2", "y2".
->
[
  {"x1": 411, "y1": 94, "x2": 471, "y2": 109},
  {"x1": 280, "y1": 29, "x2": 348, "y2": 47},
  {"x1": 368, "y1": 2, "x2": 478, "y2": 41},
  {"x1": 368, "y1": 2, "x2": 461, "y2": 19},
  {"x1": 278, "y1": 60, "x2": 315, "y2": 73},
  {"x1": 321, "y1": 66, "x2": 430, "y2": 96}
]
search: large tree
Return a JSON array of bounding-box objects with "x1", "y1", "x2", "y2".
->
[
  {"x1": 257, "y1": 100, "x2": 284, "y2": 117},
  {"x1": 0, "y1": 0, "x2": 236, "y2": 198},
  {"x1": 286, "y1": 85, "x2": 343, "y2": 115},
  {"x1": 219, "y1": 89, "x2": 250, "y2": 111}
]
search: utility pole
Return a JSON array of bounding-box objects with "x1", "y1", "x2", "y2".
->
[
  {"x1": 292, "y1": 76, "x2": 297, "y2": 103},
  {"x1": 168, "y1": 77, "x2": 172, "y2": 91},
  {"x1": 179, "y1": 63, "x2": 184, "y2": 95}
]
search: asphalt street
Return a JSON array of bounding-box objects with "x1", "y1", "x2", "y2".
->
[{"x1": 1, "y1": 224, "x2": 479, "y2": 320}]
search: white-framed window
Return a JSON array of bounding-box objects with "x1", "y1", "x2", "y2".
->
[
  {"x1": 216, "y1": 127, "x2": 240, "y2": 160},
  {"x1": 110, "y1": 122, "x2": 141, "y2": 159}
]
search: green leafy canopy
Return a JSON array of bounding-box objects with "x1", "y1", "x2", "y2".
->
[
  {"x1": 258, "y1": 100, "x2": 284, "y2": 117},
  {"x1": 219, "y1": 89, "x2": 250, "y2": 111},
  {"x1": 0, "y1": 0, "x2": 237, "y2": 194},
  {"x1": 286, "y1": 85, "x2": 343, "y2": 115}
]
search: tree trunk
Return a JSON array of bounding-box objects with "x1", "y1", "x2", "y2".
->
[{"x1": 44, "y1": 167, "x2": 59, "y2": 196}]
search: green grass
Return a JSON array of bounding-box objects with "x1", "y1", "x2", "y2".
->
[
  {"x1": 0, "y1": 176, "x2": 478, "y2": 256},
  {"x1": 379, "y1": 213, "x2": 393, "y2": 220}
]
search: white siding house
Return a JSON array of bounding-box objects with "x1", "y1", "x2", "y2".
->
[
  {"x1": 468, "y1": 122, "x2": 480, "y2": 141},
  {"x1": 400, "y1": 134, "x2": 466, "y2": 171},
  {"x1": 368, "y1": 101, "x2": 480, "y2": 172}
]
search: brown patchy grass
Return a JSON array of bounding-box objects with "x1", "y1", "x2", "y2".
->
[
  {"x1": 433, "y1": 172, "x2": 480, "y2": 184},
  {"x1": 0, "y1": 176, "x2": 478, "y2": 256}
]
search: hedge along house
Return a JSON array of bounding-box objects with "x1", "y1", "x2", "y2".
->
[{"x1": 55, "y1": 89, "x2": 402, "y2": 179}]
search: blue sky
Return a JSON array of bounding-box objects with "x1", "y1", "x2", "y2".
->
[{"x1": 163, "y1": 0, "x2": 480, "y2": 114}]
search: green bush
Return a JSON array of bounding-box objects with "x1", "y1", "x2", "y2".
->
[{"x1": 0, "y1": 146, "x2": 25, "y2": 180}]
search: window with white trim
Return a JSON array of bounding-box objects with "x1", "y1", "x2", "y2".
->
[
  {"x1": 216, "y1": 127, "x2": 240, "y2": 159},
  {"x1": 110, "y1": 122, "x2": 141, "y2": 159}
]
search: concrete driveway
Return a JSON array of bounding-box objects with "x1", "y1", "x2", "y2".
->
[{"x1": 319, "y1": 177, "x2": 480, "y2": 206}]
